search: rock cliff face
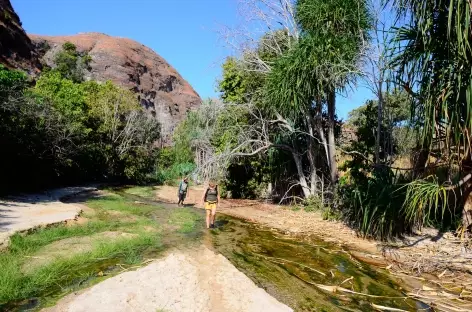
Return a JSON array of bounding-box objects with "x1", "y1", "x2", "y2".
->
[
  {"x1": 30, "y1": 33, "x2": 201, "y2": 142},
  {"x1": 0, "y1": 0, "x2": 40, "y2": 73}
]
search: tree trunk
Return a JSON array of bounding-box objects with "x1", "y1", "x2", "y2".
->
[
  {"x1": 327, "y1": 89, "x2": 338, "y2": 184},
  {"x1": 306, "y1": 114, "x2": 317, "y2": 195},
  {"x1": 375, "y1": 83, "x2": 383, "y2": 164},
  {"x1": 291, "y1": 150, "x2": 311, "y2": 198},
  {"x1": 314, "y1": 100, "x2": 330, "y2": 172},
  {"x1": 412, "y1": 146, "x2": 429, "y2": 178}
]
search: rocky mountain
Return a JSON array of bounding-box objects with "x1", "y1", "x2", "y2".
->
[
  {"x1": 0, "y1": 0, "x2": 201, "y2": 143},
  {"x1": 0, "y1": 0, "x2": 40, "y2": 73},
  {"x1": 30, "y1": 33, "x2": 201, "y2": 143}
]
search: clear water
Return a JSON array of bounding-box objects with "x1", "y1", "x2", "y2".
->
[{"x1": 2, "y1": 189, "x2": 429, "y2": 311}]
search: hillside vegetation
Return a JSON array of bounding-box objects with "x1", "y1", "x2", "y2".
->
[
  {"x1": 164, "y1": 0, "x2": 472, "y2": 241},
  {"x1": 0, "y1": 43, "x2": 159, "y2": 192}
]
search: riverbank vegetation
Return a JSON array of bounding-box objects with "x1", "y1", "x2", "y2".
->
[
  {"x1": 0, "y1": 188, "x2": 203, "y2": 306},
  {"x1": 161, "y1": 0, "x2": 472, "y2": 241},
  {"x1": 0, "y1": 42, "x2": 159, "y2": 193},
  {"x1": 3, "y1": 0, "x2": 472, "y2": 241}
]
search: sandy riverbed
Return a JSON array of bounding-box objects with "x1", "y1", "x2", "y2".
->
[
  {"x1": 43, "y1": 246, "x2": 293, "y2": 312},
  {"x1": 0, "y1": 187, "x2": 95, "y2": 248}
]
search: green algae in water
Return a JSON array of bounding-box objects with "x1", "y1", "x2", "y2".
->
[
  {"x1": 2, "y1": 187, "x2": 425, "y2": 312},
  {"x1": 210, "y1": 216, "x2": 420, "y2": 312}
]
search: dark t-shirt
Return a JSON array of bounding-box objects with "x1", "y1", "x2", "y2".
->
[{"x1": 205, "y1": 187, "x2": 218, "y2": 202}]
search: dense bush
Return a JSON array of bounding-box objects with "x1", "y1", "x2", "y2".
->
[
  {"x1": 53, "y1": 42, "x2": 90, "y2": 83},
  {"x1": 0, "y1": 55, "x2": 159, "y2": 193},
  {"x1": 338, "y1": 164, "x2": 409, "y2": 239}
]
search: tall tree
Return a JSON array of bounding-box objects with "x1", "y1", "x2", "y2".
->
[
  {"x1": 391, "y1": 0, "x2": 472, "y2": 233},
  {"x1": 266, "y1": 0, "x2": 371, "y2": 184},
  {"x1": 211, "y1": 0, "x2": 371, "y2": 199}
]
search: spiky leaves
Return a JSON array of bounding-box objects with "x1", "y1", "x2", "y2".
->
[
  {"x1": 391, "y1": 0, "x2": 472, "y2": 230},
  {"x1": 392, "y1": 0, "x2": 472, "y2": 163}
]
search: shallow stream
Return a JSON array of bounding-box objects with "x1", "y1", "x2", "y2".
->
[
  {"x1": 210, "y1": 216, "x2": 426, "y2": 311},
  {"x1": 122, "y1": 189, "x2": 427, "y2": 311},
  {"x1": 3, "y1": 189, "x2": 428, "y2": 311}
]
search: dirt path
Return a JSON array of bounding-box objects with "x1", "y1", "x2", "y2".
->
[
  {"x1": 0, "y1": 186, "x2": 95, "y2": 248},
  {"x1": 44, "y1": 245, "x2": 293, "y2": 312}
]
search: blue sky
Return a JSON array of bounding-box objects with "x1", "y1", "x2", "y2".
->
[{"x1": 11, "y1": 0, "x2": 372, "y2": 120}]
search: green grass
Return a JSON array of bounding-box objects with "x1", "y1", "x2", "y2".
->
[
  {"x1": 8, "y1": 220, "x2": 123, "y2": 254},
  {"x1": 86, "y1": 193, "x2": 159, "y2": 216},
  {"x1": 0, "y1": 233, "x2": 159, "y2": 303},
  {"x1": 123, "y1": 186, "x2": 156, "y2": 200},
  {"x1": 0, "y1": 190, "x2": 199, "y2": 306},
  {"x1": 168, "y1": 208, "x2": 203, "y2": 233}
]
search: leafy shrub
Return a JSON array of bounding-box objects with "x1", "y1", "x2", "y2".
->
[
  {"x1": 0, "y1": 64, "x2": 159, "y2": 192},
  {"x1": 338, "y1": 167, "x2": 409, "y2": 240},
  {"x1": 155, "y1": 162, "x2": 196, "y2": 185},
  {"x1": 322, "y1": 207, "x2": 342, "y2": 221},
  {"x1": 302, "y1": 195, "x2": 324, "y2": 212},
  {"x1": 53, "y1": 42, "x2": 91, "y2": 83},
  {"x1": 62, "y1": 42, "x2": 77, "y2": 53}
]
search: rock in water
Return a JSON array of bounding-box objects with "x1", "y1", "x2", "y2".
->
[
  {"x1": 0, "y1": 0, "x2": 41, "y2": 73},
  {"x1": 30, "y1": 32, "x2": 201, "y2": 143}
]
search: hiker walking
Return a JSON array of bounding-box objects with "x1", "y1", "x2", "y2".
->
[
  {"x1": 177, "y1": 177, "x2": 189, "y2": 206},
  {"x1": 201, "y1": 181, "x2": 219, "y2": 229}
]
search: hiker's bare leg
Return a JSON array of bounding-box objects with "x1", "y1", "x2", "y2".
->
[
  {"x1": 211, "y1": 208, "x2": 216, "y2": 226},
  {"x1": 206, "y1": 209, "x2": 211, "y2": 229}
]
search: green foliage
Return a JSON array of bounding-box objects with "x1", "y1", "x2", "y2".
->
[
  {"x1": 33, "y1": 71, "x2": 87, "y2": 121},
  {"x1": 339, "y1": 91, "x2": 418, "y2": 238},
  {"x1": 401, "y1": 175, "x2": 461, "y2": 232},
  {"x1": 390, "y1": 0, "x2": 472, "y2": 231},
  {"x1": 0, "y1": 64, "x2": 158, "y2": 192},
  {"x1": 346, "y1": 93, "x2": 417, "y2": 159},
  {"x1": 338, "y1": 168, "x2": 409, "y2": 239},
  {"x1": 296, "y1": 0, "x2": 372, "y2": 39},
  {"x1": 218, "y1": 57, "x2": 247, "y2": 103},
  {"x1": 212, "y1": 104, "x2": 249, "y2": 152},
  {"x1": 266, "y1": 0, "x2": 371, "y2": 116},
  {"x1": 54, "y1": 42, "x2": 85, "y2": 83},
  {"x1": 172, "y1": 120, "x2": 196, "y2": 165},
  {"x1": 302, "y1": 195, "x2": 324, "y2": 212},
  {"x1": 155, "y1": 162, "x2": 196, "y2": 185},
  {"x1": 62, "y1": 42, "x2": 77, "y2": 53},
  {"x1": 218, "y1": 30, "x2": 291, "y2": 106},
  {"x1": 0, "y1": 64, "x2": 27, "y2": 90},
  {"x1": 224, "y1": 157, "x2": 270, "y2": 199}
]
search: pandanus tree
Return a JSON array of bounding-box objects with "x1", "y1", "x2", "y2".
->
[
  {"x1": 391, "y1": 0, "x2": 472, "y2": 234},
  {"x1": 213, "y1": 0, "x2": 370, "y2": 199},
  {"x1": 265, "y1": 0, "x2": 371, "y2": 185}
]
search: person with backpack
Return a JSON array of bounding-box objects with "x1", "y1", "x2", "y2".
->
[
  {"x1": 177, "y1": 177, "x2": 189, "y2": 206},
  {"x1": 201, "y1": 181, "x2": 219, "y2": 229}
]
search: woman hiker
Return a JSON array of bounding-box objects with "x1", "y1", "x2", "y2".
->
[
  {"x1": 177, "y1": 177, "x2": 189, "y2": 207},
  {"x1": 201, "y1": 181, "x2": 219, "y2": 229}
]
